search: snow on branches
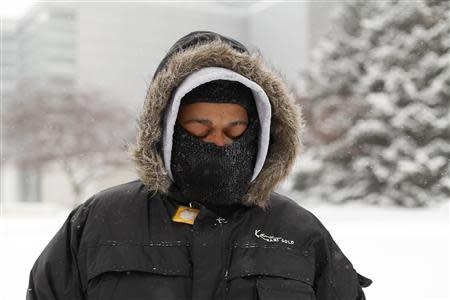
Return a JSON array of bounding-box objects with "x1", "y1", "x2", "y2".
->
[{"x1": 294, "y1": 0, "x2": 449, "y2": 207}]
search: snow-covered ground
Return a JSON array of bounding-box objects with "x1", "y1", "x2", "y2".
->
[
  {"x1": 298, "y1": 199, "x2": 450, "y2": 300},
  {"x1": 0, "y1": 200, "x2": 448, "y2": 300}
]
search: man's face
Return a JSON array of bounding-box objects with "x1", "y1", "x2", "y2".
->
[{"x1": 177, "y1": 102, "x2": 248, "y2": 146}]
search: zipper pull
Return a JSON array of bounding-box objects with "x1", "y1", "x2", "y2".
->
[{"x1": 216, "y1": 217, "x2": 227, "y2": 224}]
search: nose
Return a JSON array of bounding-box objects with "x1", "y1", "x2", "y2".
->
[{"x1": 204, "y1": 131, "x2": 230, "y2": 147}]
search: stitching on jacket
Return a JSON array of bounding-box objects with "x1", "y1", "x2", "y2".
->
[{"x1": 80, "y1": 241, "x2": 191, "y2": 251}]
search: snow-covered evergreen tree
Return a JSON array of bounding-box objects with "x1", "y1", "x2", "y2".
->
[{"x1": 294, "y1": 0, "x2": 449, "y2": 207}]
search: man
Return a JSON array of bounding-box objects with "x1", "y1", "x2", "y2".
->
[{"x1": 27, "y1": 31, "x2": 372, "y2": 299}]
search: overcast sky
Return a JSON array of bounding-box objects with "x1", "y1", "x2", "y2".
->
[{"x1": 1, "y1": 0, "x2": 36, "y2": 18}]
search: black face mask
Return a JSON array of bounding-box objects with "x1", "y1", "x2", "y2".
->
[{"x1": 170, "y1": 117, "x2": 259, "y2": 212}]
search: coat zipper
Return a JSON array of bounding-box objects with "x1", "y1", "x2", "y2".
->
[{"x1": 217, "y1": 217, "x2": 228, "y2": 300}]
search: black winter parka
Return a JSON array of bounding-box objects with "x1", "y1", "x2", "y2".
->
[
  {"x1": 27, "y1": 31, "x2": 373, "y2": 300},
  {"x1": 27, "y1": 180, "x2": 372, "y2": 300}
]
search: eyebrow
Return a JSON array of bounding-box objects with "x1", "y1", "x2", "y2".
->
[{"x1": 183, "y1": 119, "x2": 248, "y2": 126}]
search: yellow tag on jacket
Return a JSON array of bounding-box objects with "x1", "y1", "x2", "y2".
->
[{"x1": 172, "y1": 206, "x2": 200, "y2": 225}]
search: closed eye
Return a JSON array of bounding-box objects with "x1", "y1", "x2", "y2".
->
[
  {"x1": 181, "y1": 119, "x2": 248, "y2": 140},
  {"x1": 180, "y1": 121, "x2": 210, "y2": 137},
  {"x1": 226, "y1": 122, "x2": 248, "y2": 139}
]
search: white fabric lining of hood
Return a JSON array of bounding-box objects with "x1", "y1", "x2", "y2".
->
[{"x1": 162, "y1": 66, "x2": 272, "y2": 183}]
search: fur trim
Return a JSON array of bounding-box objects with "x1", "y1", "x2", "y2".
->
[{"x1": 128, "y1": 37, "x2": 305, "y2": 209}]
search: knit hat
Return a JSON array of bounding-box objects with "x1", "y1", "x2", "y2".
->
[{"x1": 180, "y1": 79, "x2": 259, "y2": 122}]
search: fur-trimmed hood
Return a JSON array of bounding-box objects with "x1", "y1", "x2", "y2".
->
[{"x1": 128, "y1": 31, "x2": 305, "y2": 209}]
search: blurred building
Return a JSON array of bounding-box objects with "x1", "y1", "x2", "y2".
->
[
  {"x1": 2, "y1": 1, "x2": 339, "y2": 205},
  {"x1": 16, "y1": 5, "x2": 78, "y2": 95},
  {"x1": 1, "y1": 19, "x2": 18, "y2": 101}
]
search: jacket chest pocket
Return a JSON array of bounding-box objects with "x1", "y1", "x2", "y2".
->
[
  {"x1": 256, "y1": 277, "x2": 315, "y2": 300},
  {"x1": 84, "y1": 243, "x2": 192, "y2": 300},
  {"x1": 226, "y1": 245, "x2": 316, "y2": 300}
]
